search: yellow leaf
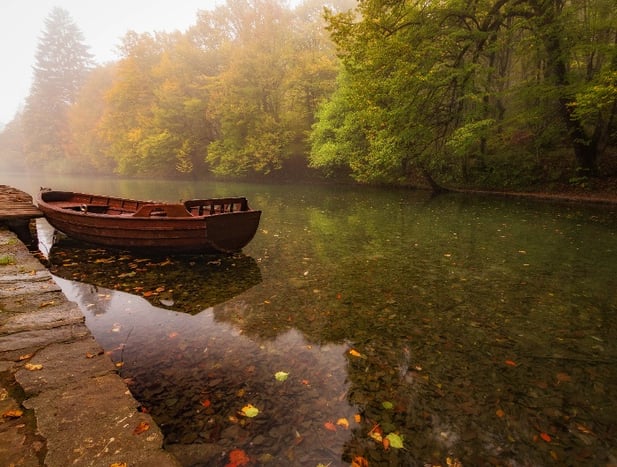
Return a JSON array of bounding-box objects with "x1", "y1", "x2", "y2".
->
[
  {"x1": 240, "y1": 404, "x2": 259, "y2": 417},
  {"x1": 110, "y1": 463, "x2": 128, "y2": 467},
  {"x1": 385, "y1": 432, "x2": 404, "y2": 449},
  {"x1": 24, "y1": 363, "x2": 43, "y2": 371},
  {"x1": 336, "y1": 417, "x2": 350, "y2": 429},
  {"x1": 349, "y1": 349, "x2": 362, "y2": 357}
]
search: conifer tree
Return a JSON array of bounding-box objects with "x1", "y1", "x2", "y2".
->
[{"x1": 22, "y1": 7, "x2": 93, "y2": 170}]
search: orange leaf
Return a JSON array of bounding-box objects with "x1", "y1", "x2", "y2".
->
[
  {"x1": 495, "y1": 409, "x2": 505, "y2": 418},
  {"x1": 349, "y1": 349, "x2": 362, "y2": 357},
  {"x1": 540, "y1": 432, "x2": 552, "y2": 442},
  {"x1": 354, "y1": 413, "x2": 362, "y2": 423},
  {"x1": 324, "y1": 421, "x2": 337, "y2": 432},
  {"x1": 2, "y1": 409, "x2": 23, "y2": 419},
  {"x1": 504, "y1": 360, "x2": 517, "y2": 367},
  {"x1": 382, "y1": 437, "x2": 390, "y2": 450},
  {"x1": 226, "y1": 448, "x2": 250, "y2": 467},
  {"x1": 201, "y1": 399, "x2": 211, "y2": 408},
  {"x1": 133, "y1": 421, "x2": 150, "y2": 435},
  {"x1": 351, "y1": 456, "x2": 369, "y2": 467}
]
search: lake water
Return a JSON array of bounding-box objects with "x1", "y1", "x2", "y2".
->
[{"x1": 7, "y1": 174, "x2": 617, "y2": 466}]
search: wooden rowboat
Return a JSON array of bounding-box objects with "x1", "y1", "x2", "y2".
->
[{"x1": 36, "y1": 189, "x2": 261, "y2": 254}]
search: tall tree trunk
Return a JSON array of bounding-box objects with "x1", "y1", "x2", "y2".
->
[{"x1": 541, "y1": 2, "x2": 599, "y2": 174}]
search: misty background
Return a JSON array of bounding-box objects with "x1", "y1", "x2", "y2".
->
[{"x1": 0, "y1": 0, "x2": 219, "y2": 126}]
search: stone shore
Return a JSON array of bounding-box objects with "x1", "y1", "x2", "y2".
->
[{"x1": 0, "y1": 226, "x2": 180, "y2": 467}]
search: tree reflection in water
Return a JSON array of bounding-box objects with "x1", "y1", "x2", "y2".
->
[{"x1": 38, "y1": 188, "x2": 617, "y2": 466}]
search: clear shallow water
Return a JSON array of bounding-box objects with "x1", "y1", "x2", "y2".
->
[{"x1": 8, "y1": 173, "x2": 617, "y2": 466}]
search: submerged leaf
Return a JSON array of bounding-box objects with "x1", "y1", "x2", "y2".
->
[
  {"x1": 351, "y1": 456, "x2": 370, "y2": 467},
  {"x1": 324, "y1": 421, "x2": 337, "y2": 432},
  {"x1": 240, "y1": 404, "x2": 259, "y2": 418},
  {"x1": 540, "y1": 432, "x2": 552, "y2": 442},
  {"x1": 227, "y1": 448, "x2": 250, "y2": 466},
  {"x1": 336, "y1": 417, "x2": 350, "y2": 429}
]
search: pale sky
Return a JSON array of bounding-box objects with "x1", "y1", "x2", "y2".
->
[{"x1": 0, "y1": 0, "x2": 221, "y2": 125}]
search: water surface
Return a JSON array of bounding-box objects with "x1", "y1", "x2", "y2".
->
[{"x1": 9, "y1": 174, "x2": 617, "y2": 466}]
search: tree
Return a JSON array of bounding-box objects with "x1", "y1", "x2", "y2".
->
[
  {"x1": 311, "y1": 0, "x2": 617, "y2": 187},
  {"x1": 22, "y1": 7, "x2": 93, "y2": 170}
]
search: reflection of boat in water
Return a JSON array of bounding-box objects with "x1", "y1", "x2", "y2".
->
[
  {"x1": 37, "y1": 189, "x2": 261, "y2": 254},
  {"x1": 47, "y1": 238, "x2": 262, "y2": 314}
]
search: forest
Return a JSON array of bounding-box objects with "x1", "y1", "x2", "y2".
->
[{"x1": 0, "y1": 0, "x2": 615, "y2": 190}]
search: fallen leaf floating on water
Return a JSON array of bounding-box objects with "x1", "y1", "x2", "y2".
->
[
  {"x1": 24, "y1": 363, "x2": 43, "y2": 371},
  {"x1": 385, "y1": 432, "x2": 404, "y2": 449},
  {"x1": 240, "y1": 404, "x2": 259, "y2": 418},
  {"x1": 226, "y1": 448, "x2": 250, "y2": 467},
  {"x1": 2, "y1": 409, "x2": 23, "y2": 419},
  {"x1": 274, "y1": 371, "x2": 289, "y2": 382},
  {"x1": 133, "y1": 421, "x2": 150, "y2": 435}
]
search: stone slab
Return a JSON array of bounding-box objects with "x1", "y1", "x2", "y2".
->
[{"x1": 24, "y1": 373, "x2": 178, "y2": 467}]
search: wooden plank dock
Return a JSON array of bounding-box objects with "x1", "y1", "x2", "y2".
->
[
  {"x1": 0, "y1": 185, "x2": 43, "y2": 248},
  {"x1": 0, "y1": 185, "x2": 43, "y2": 221}
]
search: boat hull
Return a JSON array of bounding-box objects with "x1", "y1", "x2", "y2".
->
[{"x1": 36, "y1": 190, "x2": 261, "y2": 254}]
